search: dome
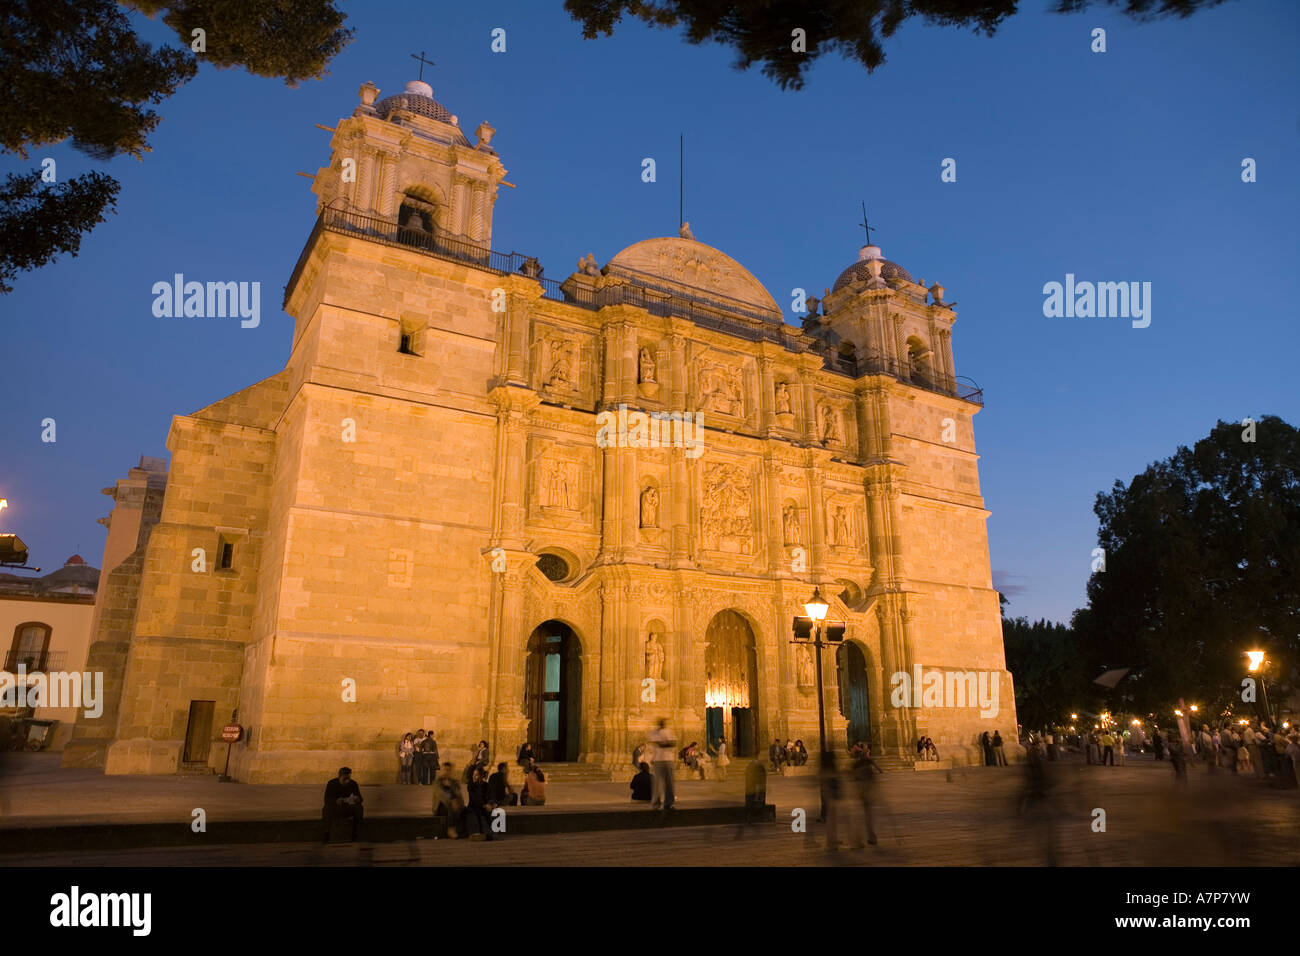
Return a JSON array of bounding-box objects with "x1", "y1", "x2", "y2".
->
[
  {"x1": 831, "y1": 244, "x2": 915, "y2": 292},
  {"x1": 64, "y1": 554, "x2": 86, "y2": 566},
  {"x1": 605, "y1": 236, "x2": 781, "y2": 321},
  {"x1": 374, "y1": 81, "x2": 468, "y2": 144}
]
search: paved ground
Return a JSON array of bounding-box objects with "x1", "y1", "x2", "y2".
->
[{"x1": 3, "y1": 752, "x2": 1296, "y2": 866}]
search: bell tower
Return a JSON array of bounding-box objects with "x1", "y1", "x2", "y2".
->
[
  {"x1": 311, "y1": 78, "x2": 507, "y2": 245},
  {"x1": 813, "y1": 242, "x2": 956, "y2": 391}
]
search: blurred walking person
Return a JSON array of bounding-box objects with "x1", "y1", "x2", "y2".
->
[{"x1": 649, "y1": 717, "x2": 677, "y2": 811}]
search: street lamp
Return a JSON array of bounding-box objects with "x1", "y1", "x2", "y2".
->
[
  {"x1": 800, "y1": 587, "x2": 831, "y2": 820},
  {"x1": 1246, "y1": 649, "x2": 1273, "y2": 727}
]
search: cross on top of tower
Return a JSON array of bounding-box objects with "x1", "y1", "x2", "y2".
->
[
  {"x1": 858, "y1": 200, "x2": 876, "y2": 246},
  {"x1": 410, "y1": 51, "x2": 435, "y2": 81}
]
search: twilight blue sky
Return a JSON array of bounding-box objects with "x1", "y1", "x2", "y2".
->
[{"x1": 1, "y1": 1, "x2": 1296, "y2": 624}]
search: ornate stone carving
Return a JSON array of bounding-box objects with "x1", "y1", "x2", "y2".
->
[
  {"x1": 774, "y1": 381, "x2": 792, "y2": 415},
  {"x1": 543, "y1": 334, "x2": 578, "y2": 391},
  {"x1": 644, "y1": 632, "x2": 665, "y2": 680},
  {"x1": 700, "y1": 462, "x2": 753, "y2": 554},
  {"x1": 819, "y1": 404, "x2": 842, "y2": 444},
  {"x1": 640, "y1": 485, "x2": 660, "y2": 528},
  {"x1": 782, "y1": 504, "x2": 802, "y2": 546},
  {"x1": 638, "y1": 346, "x2": 657, "y2": 384},
  {"x1": 698, "y1": 359, "x2": 743, "y2": 416},
  {"x1": 796, "y1": 643, "x2": 816, "y2": 688},
  {"x1": 542, "y1": 458, "x2": 579, "y2": 510},
  {"x1": 831, "y1": 504, "x2": 855, "y2": 548}
]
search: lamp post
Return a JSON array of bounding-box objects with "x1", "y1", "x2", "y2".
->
[
  {"x1": 1247, "y1": 650, "x2": 1272, "y2": 727},
  {"x1": 803, "y1": 587, "x2": 831, "y2": 820}
]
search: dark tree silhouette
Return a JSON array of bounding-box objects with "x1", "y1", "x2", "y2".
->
[
  {"x1": 565, "y1": 0, "x2": 1231, "y2": 90},
  {"x1": 0, "y1": 0, "x2": 351, "y2": 292}
]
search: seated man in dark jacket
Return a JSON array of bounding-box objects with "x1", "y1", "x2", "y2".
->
[
  {"x1": 321, "y1": 766, "x2": 364, "y2": 842},
  {"x1": 488, "y1": 762, "x2": 518, "y2": 806},
  {"x1": 630, "y1": 761, "x2": 653, "y2": 801}
]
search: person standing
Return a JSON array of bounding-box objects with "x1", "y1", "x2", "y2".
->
[
  {"x1": 1099, "y1": 730, "x2": 1115, "y2": 766},
  {"x1": 714, "y1": 736, "x2": 730, "y2": 781},
  {"x1": 992, "y1": 730, "x2": 1007, "y2": 766},
  {"x1": 649, "y1": 718, "x2": 677, "y2": 810},
  {"x1": 419, "y1": 730, "x2": 439, "y2": 785},
  {"x1": 980, "y1": 731, "x2": 995, "y2": 766},
  {"x1": 398, "y1": 733, "x2": 416, "y2": 784}
]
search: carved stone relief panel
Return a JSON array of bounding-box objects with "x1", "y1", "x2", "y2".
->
[
  {"x1": 700, "y1": 459, "x2": 756, "y2": 554},
  {"x1": 528, "y1": 437, "x2": 596, "y2": 531}
]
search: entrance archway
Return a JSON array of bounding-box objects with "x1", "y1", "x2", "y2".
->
[
  {"x1": 524, "y1": 621, "x2": 582, "y2": 762},
  {"x1": 704, "y1": 610, "x2": 759, "y2": 758},
  {"x1": 837, "y1": 642, "x2": 871, "y2": 750}
]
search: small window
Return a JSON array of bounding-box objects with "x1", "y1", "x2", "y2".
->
[
  {"x1": 536, "y1": 553, "x2": 570, "y2": 582},
  {"x1": 219, "y1": 540, "x2": 234, "y2": 570},
  {"x1": 398, "y1": 322, "x2": 425, "y2": 357}
]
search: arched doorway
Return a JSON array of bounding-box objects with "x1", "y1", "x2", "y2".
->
[
  {"x1": 524, "y1": 621, "x2": 582, "y2": 762},
  {"x1": 837, "y1": 642, "x2": 871, "y2": 750},
  {"x1": 704, "y1": 610, "x2": 759, "y2": 758}
]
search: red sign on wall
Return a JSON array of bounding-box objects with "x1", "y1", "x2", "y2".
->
[{"x1": 221, "y1": 724, "x2": 243, "y2": 743}]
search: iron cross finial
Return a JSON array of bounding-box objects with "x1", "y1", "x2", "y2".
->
[
  {"x1": 859, "y1": 200, "x2": 876, "y2": 245},
  {"x1": 410, "y1": 51, "x2": 435, "y2": 81}
]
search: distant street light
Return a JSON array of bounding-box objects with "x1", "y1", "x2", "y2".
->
[{"x1": 1246, "y1": 649, "x2": 1273, "y2": 727}]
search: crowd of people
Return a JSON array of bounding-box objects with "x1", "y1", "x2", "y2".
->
[{"x1": 1021, "y1": 719, "x2": 1300, "y2": 788}]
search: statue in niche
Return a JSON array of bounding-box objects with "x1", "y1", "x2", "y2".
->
[
  {"x1": 545, "y1": 338, "x2": 576, "y2": 390},
  {"x1": 820, "y1": 405, "x2": 841, "y2": 444},
  {"x1": 797, "y1": 643, "x2": 815, "y2": 687},
  {"x1": 544, "y1": 459, "x2": 577, "y2": 510},
  {"x1": 645, "y1": 632, "x2": 666, "y2": 681},
  {"x1": 638, "y1": 346, "x2": 657, "y2": 384},
  {"x1": 833, "y1": 505, "x2": 852, "y2": 547},
  {"x1": 774, "y1": 381, "x2": 792, "y2": 415},
  {"x1": 782, "y1": 504, "x2": 802, "y2": 545},
  {"x1": 640, "y1": 486, "x2": 660, "y2": 528}
]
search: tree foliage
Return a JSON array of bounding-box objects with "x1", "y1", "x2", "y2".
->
[
  {"x1": 1074, "y1": 416, "x2": 1300, "y2": 716},
  {"x1": 0, "y1": 0, "x2": 351, "y2": 292},
  {"x1": 565, "y1": 0, "x2": 1230, "y2": 90},
  {"x1": 0, "y1": 170, "x2": 120, "y2": 293},
  {"x1": 1003, "y1": 615, "x2": 1091, "y2": 730}
]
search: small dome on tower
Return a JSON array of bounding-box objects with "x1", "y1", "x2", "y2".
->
[
  {"x1": 65, "y1": 554, "x2": 86, "y2": 566},
  {"x1": 375, "y1": 80, "x2": 460, "y2": 127},
  {"x1": 831, "y1": 243, "x2": 914, "y2": 291}
]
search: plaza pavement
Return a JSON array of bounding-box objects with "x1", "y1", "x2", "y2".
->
[{"x1": 2, "y1": 751, "x2": 1296, "y2": 866}]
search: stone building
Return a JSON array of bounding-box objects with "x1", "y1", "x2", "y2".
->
[{"x1": 65, "y1": 79, "x2": 1015, "y2": 782}]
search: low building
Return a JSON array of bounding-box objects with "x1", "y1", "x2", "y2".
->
[{"x1": 0, "y1": 555, "x2": 100, "y2": 750}]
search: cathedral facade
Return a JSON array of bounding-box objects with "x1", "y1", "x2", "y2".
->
[{"x1": 64, "y1": 79, "x2": 1016, "y2": 782}]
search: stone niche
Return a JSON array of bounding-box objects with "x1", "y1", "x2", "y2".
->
[
  {"x1": 527, "y1": 437, "x2": 597, "y2": 531},
  {"x1": 532, "y1": 325, "x2": 594, "y2": 405}
]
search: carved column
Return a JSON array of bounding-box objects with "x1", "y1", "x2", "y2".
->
[
  {"x1": 892, "y1": 315, "x2": 907, "y2": 379},
  {"x1": 375, "y1": 154, "x2": 395, "y2": 218},
  {"x1": 758, "y1": 357, "x2": 775, "y2": 433},
  {"x1": 619, "y1": 322, "x2": 638, "y2": 405},
  {"x1": 354, "y1": 147, "x2": 375, "y2": 215},
  {"x1": 798, "y1": 369, "x2": 817, "y2": 444},
  {"x1": 807, "y1": 463, "x2": 827, "y2": 574},
  {"x1": 941, "y1": 329, "x2": 956, "y2": 387},
  {"x1": 763, "y1": 458, "x2": 783, "y2": 574},
  {"x1": 471, "y1": 182, "x2": 488, "y2": 242}
]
